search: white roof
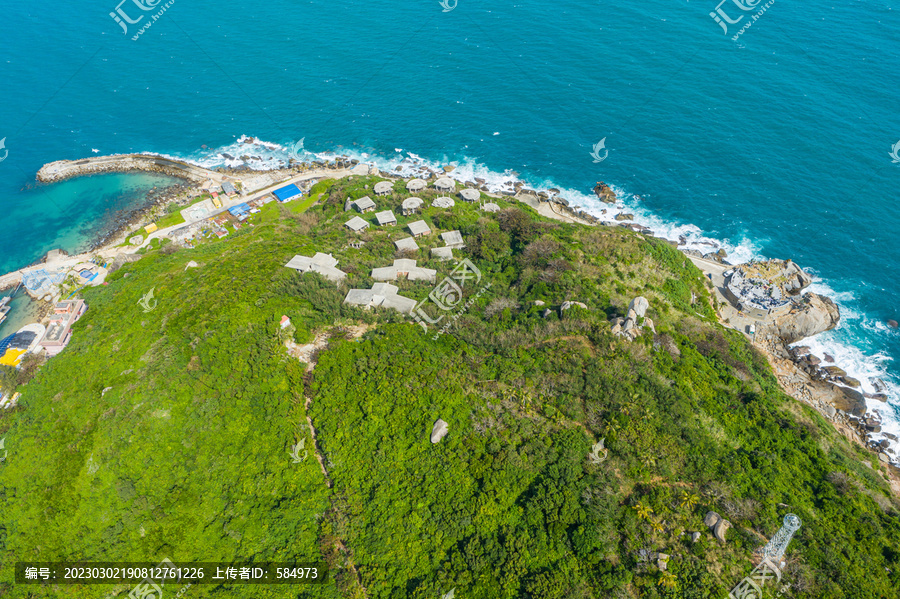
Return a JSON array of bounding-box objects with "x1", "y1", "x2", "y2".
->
[
  {"x1": 374, "y1": 181, "x2": 394, "y2": 195},
  {"x1": 402, "y1": 197, "x2": 424, "y2": 210},
  {"x1": 408, "y1": 220, "x2": 431, "y2": 236},
  {"x1": 344, "y1": 283, "x2": 416, "y2": 314},
  {"x1": 432, "y1": 196, "x2": 455, "y2": 208},
  {"x1": 434, "y1": 177, "x2": 455, "y2": 191},
  {"x1": 345, "y1": 216, "x2": 370, "y2": 231},
  {"x1": 375, "y1": 210, "x2": 397, "y2": 225},
  {"x1": 460, "y1": 188, "x2": 480, "y2": 201},
  {"x1": 370, "y1": 259, "x2": 436, "y2": 283},
  {"x1": 394, "y1": 237, "x2": 420, "y2": 251},
  {"x1": 406, "y1": 178, "x2": 427, "y2": 192},
  {"x1": 285, "y1": 252, "x2": 347, "y2": 282},
  {"x1": 431, "y1": 247, "x2": 454, "y2": 261},
  {"x1": 353, "y1": 196, "x2": 376, "y2": 211},
  {"x1": 482, "y1": 202, "x2": 501, "y2": 213},
  {"x1": 441, "y1": 230, "x2": 465, "y2": 248}
]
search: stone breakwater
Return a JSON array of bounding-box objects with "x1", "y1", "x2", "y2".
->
[{"x1": 36, "y1": 154, "x2": 217, "y2": 184}]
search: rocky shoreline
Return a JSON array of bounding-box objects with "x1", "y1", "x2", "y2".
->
[{"x1": 12, "y1": 151, "x2": 900, "y2": 491}]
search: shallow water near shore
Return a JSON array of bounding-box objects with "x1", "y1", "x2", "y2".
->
[{"x1": 1, "y1": 1, "x2": 899, "y2": 439}]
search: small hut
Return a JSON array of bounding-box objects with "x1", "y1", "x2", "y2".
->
[
  {"x1": 406, "y1": 178, "x2": 427, "y2": 193},
  {"x1": 482, "y1": 202, "x2": 501, "y2": 213},
  {"x1": 408, "y1": 220, "x2": 432, "y2": 238},
  {"x1": 375, "y1": 210, "x2": 397, "y2": 226},
  {"x1": 459, "y1": 188, "x2": 480, "y2": 202},
  {"x1": 432, "y1": 196, "x2": 455, "y2": 209},
  {"x1": 374, "y1": 181, "x2": 394, "y2": 196},
  {"x1": 434, "y1": 177, "x2": 455, "y2": 193},
  {"x1": 402, "y1": 197, "x2": 424, "y2": 216}
]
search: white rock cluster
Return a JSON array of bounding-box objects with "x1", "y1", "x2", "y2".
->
[{"x1": 610, "y1": 297, "x2": 654, "y2": 341}]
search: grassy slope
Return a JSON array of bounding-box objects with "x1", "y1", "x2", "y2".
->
[{"x1": 0, "y1": 176, "x2": 898, "y2": 599}]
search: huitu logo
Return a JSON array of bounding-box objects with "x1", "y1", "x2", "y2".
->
[
  {"x1": 590, "y1": 138, "x2": 608, "y2": 163},
  {"x1": 588, "y1": 438, "x2": 609, "y2": 464},
  {"x1": 709, "y1": 0, "x2": 761, "y2": 34},
  {"x1": 0, "y1": 138, "x2": 7, "y2": 163},
  {"x1": 288, "y1": 138, "x2": 306, "y2": 162},
  {"x1": 890, "y1": 140, "x2": 900, "y2": 164},
  {"x1": 289, "y1": 439, "x2": 309, "y2": 463},
  {"x1": 109, "y1": 0, "x2": 162, "y2": 34},
  {"x1": 0, "y1": 437, "x2": 6, "y2": 463},
  {"x1": 439, "y1": 0, "x2": 457, "y2": 12},
  {"x1": 138, "y1": 287, "x2": 158, "y2": 313}
]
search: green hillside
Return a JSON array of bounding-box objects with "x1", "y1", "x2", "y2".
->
[{"x1": 1, "y1": 176, "x2": 898, "y2": 598}]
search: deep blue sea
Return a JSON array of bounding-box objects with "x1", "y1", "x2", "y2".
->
[{"x1": 2, "y1": 1, "x2": 899, "y2": 435}]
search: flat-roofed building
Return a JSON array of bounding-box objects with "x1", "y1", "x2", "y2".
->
[
  {"x1": 371, "y1": 259, "x2": 436, "y2": 283},
  {"x1": 432, "y1": 196, "x2": 455, "y2": 208},
  {"x1": 40, "y1": 299, "x2": 88, "y2": 357},
  {"x1": 345, "y1": 216, "x2": 370, "y2": 232},
  {"x1": 431, "y1": 247, "x2": 454, "y2": 261},
  {"x1": 353, "y1": 196, "x2": 376, "y2": 213},
  {"x1": 482, "y1": 202, "x2": 501, "y2": 213},
  {"x1": 406, "y1": 178, "x2": 427, "y2": 192},
  {"x1": 434, "y1": 177, "x2": 455, "y2": 193},
  {"x1": 394, "y1": 237, "x2": 420, "y2": 252},
  {"x1": 344, "y1": 282, "x2": 417, "y2": 314},
  {"x1": 441, "y1": 230, "x2": 465, "y2": 248},
  {"x1": 375, "y1": 210, "x2": 397, "y2": 226},
  {"x1": 408, "y1": 220, "x2": 431, "y2": 238},
  {"x1": 459, "y1": 188, "x2": 480, "y2": 202},
  {"x1": 285, "y1": 252, "x2": 347, "y2": 282}
]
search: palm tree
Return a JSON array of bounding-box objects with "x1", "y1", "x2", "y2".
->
[
  {"x1": 680, "y1": 491, "x2": 700, "y2": 511},
  {"x1": 658, "y1": 571, "x2": 677, "y2": 590},
  {"x1": 633, "y1": 502, "x2": 654, "y2": 521},
  {"x1": 650, "y1": 518, "x2": 665, "y2": 533}
]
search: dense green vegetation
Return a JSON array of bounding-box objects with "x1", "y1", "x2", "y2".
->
[{"x1": 1, "y1": 175, "x2": 898, "y2": 598}]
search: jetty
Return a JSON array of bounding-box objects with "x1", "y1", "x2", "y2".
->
[{"x1": 36, "y1": 153, "x2": 224, "y2": 184}]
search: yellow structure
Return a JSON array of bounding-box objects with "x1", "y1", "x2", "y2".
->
[
  {"x1": 144, "y1": 223, "x2": 159, "y2": 234},
  {"x1": 0, "y1": 348, "x2": 26, "y2": 366}
]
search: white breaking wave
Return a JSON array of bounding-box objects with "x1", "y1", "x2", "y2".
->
[{"x1": 171, "y1": 137, "x2": 900, "y2": 446}]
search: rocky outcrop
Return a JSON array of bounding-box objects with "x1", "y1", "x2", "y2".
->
[
  {"x1": 430, "y1": 419, "x2": 449, "y2": 443},
  {"x1": 768, "y1": 293, "x2": 840, "y2": 344},
  {"x1": 593, "y1": 181, "x2": 617, "y2": 204}
]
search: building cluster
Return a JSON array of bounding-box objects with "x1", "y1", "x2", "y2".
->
[{"x1": 723, "y1": 269, "x2": 792, "y2": 317}]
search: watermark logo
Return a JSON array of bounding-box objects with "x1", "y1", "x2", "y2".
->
[
  {"x1": 288, "y1": 138, "x2": 305, "y2": 162},
  {"x1": 289, "y1": 439, "x2": 308, "y2": 463},
  {"x1": 138, "y1": 288, "x2": 158, "y2": 313},
  {"x1": 438, "y1": 0, "x2": 457, "y2": 12},
  {"x1": 441, "y1": 589, "x2": 456, "y2": 599},
  {"x1": 590, "y1": 138, "x2": 608, "y2": 163},
  {"x1": 0, "y1": 437, "x2": 7, "y2": 463},
  {"x1": 890, "y1": 140, "x2": 900, "y2": 164},
  {"x1": 711, "y1": 0, "x2": 775, "y2": 39},
  {"x1": 125, "y1": 557, "x2": 192, "y2": 599},
  {"x1": 412, "y1": 259, "x2": 493, "y2": 339},
  {"x1": 109, "y1": 0, "x2": 175, "y2": 40},
  {"x1": 0, "y1": 137, "x2": 8, "y2": 163},
  {"x1": 588, "y1": 438, "x2": 609, "y2": 464},
  {"x1": 729, "y1": 514, "x2": 800, "y2": 598}
]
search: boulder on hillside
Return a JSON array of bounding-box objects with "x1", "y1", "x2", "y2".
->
[
  {"x1": 629, "y1": 296, "x2": 650, "y2": 318},
  {"x1": 703, "y1": 511, "x2": 720, "y2": 528},
  {"x1": 714, "y1": 519, "x2": 731, "y2": 543},
  {"x1": 430, "y1": 419, "x2": 449, "y2": 444},
  {"x1": 561, "y1": 301, "x2": 588, "y2": 311}
]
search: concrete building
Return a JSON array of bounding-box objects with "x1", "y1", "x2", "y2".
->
[
  {"x1": 394, "y1": 237, "x2": 420, "y2": 252},
  {"x1": 284, "y1": 252, "x2": 347, "y2": 283},
  {"x1": 459, "y1": 188, "x2": 480, "y2": 202},
  {"x1": 353, "y1": 196, "x2": 376, "y2": 213},
  {"x1": 222, "y1": 181, "x2": 237, "y2": 196},
  {"x1": 374, "y1": 181, "x2": 394, "y2": 196},
  {"x1": 40, "y1": 299, "x2": 88, "y2": 357},
  {"x1": 375, "y1": 210, "x2": 397, "y2": 226},
  {"x1": 344, "y1": 282, "x2": 417, "y2": 314},
  {"x1": 401, "y1": 197, "x2": 424, "y2": 216},
  {"x1": 431, "y1": 247, "x2": 454, "y2": 261},
  {"x1": 408, "y1": 220, "x2": 431, "y2": 238},
  {"x1": 371, "y1": 259, "x2": 437, "y2": 283},
  {"x1": 406, "y1": 178, "x2": 427, "y2": 192},
  {"x1": 345, "y1": 216, "x2": 370, "y2": 232},
  {"x1": 441, "y1": 230, "x2": 465, "y2": 248},
  {"x1": 432, "y1": 196, "x2": 455, "y2": 208},
  {"x1": 482, "y1": 202, "x2": 501, "y2": 213},
  {"x1": 434, "y1": 177, "x2": 455, "y2": 193}
]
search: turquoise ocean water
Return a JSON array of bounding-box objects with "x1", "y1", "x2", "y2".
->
[{"x1": 1, "y1": 1, "x2": 899, "y2": 436}]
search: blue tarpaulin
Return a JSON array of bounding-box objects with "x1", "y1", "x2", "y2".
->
[
  {"x1": 228, "y1": 203, "x2": 251, "y2": 217},
  {"x1": 273, "y1": 184, "x2": 302, "y2": 202}
]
